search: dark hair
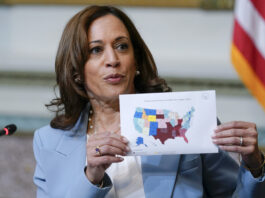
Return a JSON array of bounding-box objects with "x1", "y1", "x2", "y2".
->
[{"x1": 47, "y1": 5, "x2": 171, "y2": 130}]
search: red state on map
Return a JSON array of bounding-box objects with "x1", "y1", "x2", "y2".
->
[{"x1": 153, "y1": 119, "x2": 188, "y2": 144}]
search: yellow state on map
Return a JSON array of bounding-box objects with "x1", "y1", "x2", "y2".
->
[{"x1": 148, "y1": 115, "x2": 156, "y2": 122}]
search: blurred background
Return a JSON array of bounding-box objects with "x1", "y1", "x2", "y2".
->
[{"x1": 0, "y1": 0, "x2": 264, "y2": 197}]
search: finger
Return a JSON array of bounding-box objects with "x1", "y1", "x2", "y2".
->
[
  {"x1": 87, "y1": 139, "x2": 129, "y2": 154},
  {"x1": 215, "y1": 121, "x2": 256, "y2": 132},
  {"x1": 90, "y1": 131, "x2": 128, "y2": 142},
  {"x1": 212, "y1": 128, "x2": 247, "y2": 138},
  {"x1": 92, "y1": 136, "x2": 130, "y2": 152},
  {"x1": 213, "y1": 136, "x2": 256, "y2": 146},
  {"x1": 89, "y1": 131, "x2": 129, "y2": 144},
  {"x1": 87, "y1": 155, "x2": 124, "y2": 167},
  {"x1": 219, "y1": 145, "x2": 255, "y2": 155},
  {"x1": 213, "y1": 128, "x2": 258, "y2": 139},
  {"x1": 100, "y1": 144, "x2": 127, "y2": 156},
  {"x1": 86, "y1": 138, "x2": 130, "y2": 156},
  {"x1": 88, "y1": 144, "x2": 127, "y2": 156}
]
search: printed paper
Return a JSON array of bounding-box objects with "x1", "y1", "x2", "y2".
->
[{"x1": 119, "y1": 90, "x2": 218, "y2": 155}]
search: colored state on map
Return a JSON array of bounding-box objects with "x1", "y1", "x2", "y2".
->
[{"x1": 133, "y1": 107, "x2": 195, "y2": 145}]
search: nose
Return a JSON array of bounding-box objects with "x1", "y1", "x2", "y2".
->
[{"x1": 105, "y1": 47, "x2": 120, "y2": 67}]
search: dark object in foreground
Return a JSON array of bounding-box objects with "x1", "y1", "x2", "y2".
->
[{"x1": 0, "y1": 124, "x2": 17, "y2": 136}]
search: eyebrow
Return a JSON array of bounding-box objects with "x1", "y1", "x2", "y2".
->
[
  {"x1": 88, "y1": 36, "x2": 129, "y2": 45},
  {"x1": 88, "y1": 40, "x2": 103, "y2": 45},
  {"x1": 115, "y1": 36, "x2": 129, "y2": 42}
]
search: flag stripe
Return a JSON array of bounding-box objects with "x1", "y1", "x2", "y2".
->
[
  {"x1": 231, "y1": 43, "x2": 265, "y2": 109},
  {"x1": 235, "y1": 0, "x2": 265, "y2": 59},
  {"x1": 250, "y1": 0, "x2": 265, "y2": 21},
  {"x1": 233, "y1": 19, "x2": 265, "y2": 85}
]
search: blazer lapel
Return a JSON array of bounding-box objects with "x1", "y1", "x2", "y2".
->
[
  {"x1": 55, "y1": 105, "x2": 89, "y2": 156},
  {"x1": 55, "y1": 130, "x2": 86, "y2": 156},
  {"x1": 141, "y1": 155, "x2": 181, "y2": 198}
]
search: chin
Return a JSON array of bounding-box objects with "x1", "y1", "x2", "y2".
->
[{"x1": 106, "y1": 88, "x2": 134, "y2": 100}]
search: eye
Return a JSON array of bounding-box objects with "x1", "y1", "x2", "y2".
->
[
  {"x1": 89, "y1": 46, "x2": 103, "y2": 54},
  {"x1": 116, "y1": 43, "x2": 129, "y2": 51}
]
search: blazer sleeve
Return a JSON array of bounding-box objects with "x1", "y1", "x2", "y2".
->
[
  {"x1": 33, "y1": 130, "x2": 49, "y2": 198},
  {"x1": 33, "y1": 129, "x2": 113, "y2": 198},
  {"x1": 65, "y1": 172, "x2": 112, "y2": 198},
  {"x1": 201, "y1": 149, "x2": 265, "y2": 198}
]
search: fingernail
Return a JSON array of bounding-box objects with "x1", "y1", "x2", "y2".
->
[
  {"x1": 119, "y1": 157, "x2": 124, "y2": 161},
  {"x1": 122, "y1": 137, "x2": 129, "y2": 143},
  {"x1": 125, "y1": 146, "x2": 130, "y2": 152},
  {"x1": 217, "y1": 125, "x2": 222, "y2": 130}
]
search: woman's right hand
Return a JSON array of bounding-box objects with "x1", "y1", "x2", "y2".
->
[{"x1": 85, "y1": 131, "x2": 129, "y2": 185}]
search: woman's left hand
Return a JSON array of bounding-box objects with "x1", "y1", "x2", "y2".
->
[{"x1": 212, "y1": 121, "x2": 263, "y2": 176}]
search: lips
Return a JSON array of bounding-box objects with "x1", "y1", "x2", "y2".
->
[{"x1": 104, "y1": 73, "x2": 125, "y2": 84}]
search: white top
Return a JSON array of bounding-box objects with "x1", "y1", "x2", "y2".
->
[
  {"x1": 105, "y1": 156, "x2": 145, "y2": 198},
  {"x1": 86, "y1": 135, "x2": 145, "y2": 198}
]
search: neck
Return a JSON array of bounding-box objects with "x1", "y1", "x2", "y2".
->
[{"x1": 89, "y1": 98, "x2": 120, "y2": 133}]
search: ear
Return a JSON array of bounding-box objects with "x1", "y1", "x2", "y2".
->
[{"x1": 73, "y1": 73, "x2": 83, "y2": 85}]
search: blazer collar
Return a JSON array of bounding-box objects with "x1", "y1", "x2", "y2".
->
[{"x1": 55, "y1": 103, "x2": 90, "y2": 156}]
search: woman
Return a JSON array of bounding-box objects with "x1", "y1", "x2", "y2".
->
[{"x1": 33, "y1": 5, "x2": 265, "y2": 198}]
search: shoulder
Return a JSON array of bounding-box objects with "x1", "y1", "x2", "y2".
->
[{"x1": 33, "y1": 125, "x2": 65, "y2": 151}]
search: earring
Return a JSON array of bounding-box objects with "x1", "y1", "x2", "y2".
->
[
  {"x1": 135, "y1": 70, "x2": 140, "y2": 76},
  {"x1": 74, "y1": 77, "x2": 81, "y2": 84}
]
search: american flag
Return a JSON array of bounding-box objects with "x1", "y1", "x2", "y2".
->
[{"x1": 231, "y1": 0, "x2": 265, "y2": 110}]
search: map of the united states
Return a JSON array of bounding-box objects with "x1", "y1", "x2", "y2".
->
[{"x1": 133, "y1": 107, "x2": 195, "y2": 145}]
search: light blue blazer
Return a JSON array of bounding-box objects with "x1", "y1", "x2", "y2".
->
[{"x1": 33, "y1": 108, "x2": 265, "y2": 198}]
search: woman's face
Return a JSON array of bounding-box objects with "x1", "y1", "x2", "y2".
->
[{"x1": 84, "y1": 14, "x2": 136, "y2": 102}]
